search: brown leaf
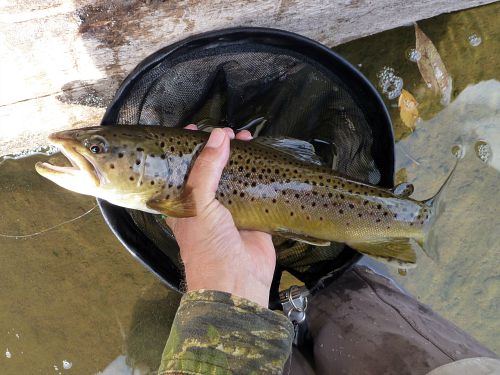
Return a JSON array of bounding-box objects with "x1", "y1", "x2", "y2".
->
[
  {"x1": 398, "y1": 89, "x2": 419, "y2": 131},
  {"x1": 415, "y1": 23, "x2": 452, "y2": 105}
]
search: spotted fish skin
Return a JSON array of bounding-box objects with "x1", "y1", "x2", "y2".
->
[{"x1": 37, "y1": 126, "x2": 443, "y2": 264}]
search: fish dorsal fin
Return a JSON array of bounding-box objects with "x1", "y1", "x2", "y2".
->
[
  {"x1": 273, "y1": 228, "x2": 331, "y2": 246},
  {"x1": 392, "y1": 182, "x2": 414, "y2": 197},
  {"x1": 253, "y1": 137, "x2": 324, "y2": 166},
  {"x1": 146, "y1": 193, "x2": 196, "y2": 218},
  {"x1": 347, "y1": 238, "x2": 419, "y2": 264}
]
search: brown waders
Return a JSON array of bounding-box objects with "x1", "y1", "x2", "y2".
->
[{"x1": 286, "y1": 265, "x2": 498, "y2": 375}]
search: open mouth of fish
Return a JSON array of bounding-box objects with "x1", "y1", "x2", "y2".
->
[{"x1": 35, "y1": 134, "x2": 101, "y2": 186}]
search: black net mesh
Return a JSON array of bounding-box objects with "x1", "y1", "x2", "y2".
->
[{"x1": 100, "y1": 28, "x2": 394, "y2": 294}]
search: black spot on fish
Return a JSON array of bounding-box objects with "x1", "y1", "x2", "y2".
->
[
  {"x1": 377, "y1": 204, "x2": 382, "y2": 209},
  {"x1": 233, "y1": 190, "x2": 238, "y2": 195},
  {"x1": 160, "y1": 142, "x2": 165, "y2": 148},
  {"x1": 358, "y1": 213, "x2": 362, "y2": 217},
  {"x1": 340, "y1": 194, "x2": 345, "y2": 200},
  {"x1": 151, "y1": 181, "x2": 155, "y2": 185},
  {"x1": 376, "y1": 219, "x2": 381, "y2": 223},
  {"x1": 339, "y1": 209, "x2": 344, "y2": 214},
  {"x1": 110, "y1": 164, "x2": 114, "y2": 169},
  {"x1": 137, "y1": 147, "x2": 144, "y2": 152},
  {"x1": 135, "y1": 160, "x2": 140, "y2": 165},
  {"x1": 228, "y1": 199, "x2": 232, "y2": 204},
  {"x1": 384, "y1": 212, "x2": 388, "y2": 216},
  {"x1": 118, "y1": 153, "x2": 124, "y2": 158},
  {"x1": 129, "y1": 176, "x2": 134, "y2": 181},
  {"x1": 290, "y1": 212, "x2": 294, "y2": 216},
  {"x1": 239, "y1": 192, "x2": 245, "y2": 198},
  {"x1": 170, "y1": 147, "x2": 175, "y2": 152},
  {"x1": 161, "y1": 154, "x2": 166, "y2": 159},
  {"x1": 265, "y1": 209, "x2": 269, "y2": 213},
  {"x1": 349, "y1": 203, "x2": 354, "y2": 209}
]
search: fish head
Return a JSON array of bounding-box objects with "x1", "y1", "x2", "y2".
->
[{"x1": 35, "y1": 127, "x2": 163, "y2": 206}]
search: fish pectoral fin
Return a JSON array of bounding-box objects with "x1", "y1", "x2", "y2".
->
[
  {"x1": 146, "y1": 194, "x2": 196, "y2": 218},
  {"x1": 273, "y1": 228, "x2": 331, "y2": 246},
  {"x1": 347, "y1": 238, "x2": 418, "y2": 264}
]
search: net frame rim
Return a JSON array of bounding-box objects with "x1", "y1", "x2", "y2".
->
[{"x1": 98, "y1": 27, "x2": 395, "y2": 305}]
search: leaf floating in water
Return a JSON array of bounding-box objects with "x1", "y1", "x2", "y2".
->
[
  {"x1": 414, "y1": 23, "x2": 452, "y2": 105},
  {"x1": 398, "y1": 89, "x2": 419, "y2": 132}
]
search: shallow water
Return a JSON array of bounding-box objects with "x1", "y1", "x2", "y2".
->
[
  {"x1": 335, "y1": 2, "x2": 500, "y2": 354},
  {"x1": 0, "y1": 3, "x2": 498, "y2": 374}
]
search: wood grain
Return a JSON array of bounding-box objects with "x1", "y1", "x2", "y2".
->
[{"x1": 0, "y1": 0, "x2": 495, "y2": 155}]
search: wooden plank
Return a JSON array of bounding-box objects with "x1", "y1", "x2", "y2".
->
[{"x1": 0, "y1": 0, "x2": 495, "y2": 155}]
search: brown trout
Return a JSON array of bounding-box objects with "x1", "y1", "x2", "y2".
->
[{"x1": 35, "y1": 125, "x2": 456, "y2": 268}]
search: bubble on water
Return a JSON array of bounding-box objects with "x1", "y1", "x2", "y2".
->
[
  {"x1": 377, "y1": 67, "x2": 403, "y2": 100},
  {"x1": 406, "y1": 48, "x2": 421, "y2": 62},
  {"x1": 451, "y1": 144, "x2": 466, "y2": 159},
  {"x1": 468, "y1": 34, "x2": 482, "y2": 47},
  {"x1": 62, "y1": 360, "x2": 73, "y2": 370},
  {"x1": 474, "y1": 140, "x2": 491, "y2": 164},
  {"x1": 5, "y1": 349, "x2": 11, "y2": 359}
]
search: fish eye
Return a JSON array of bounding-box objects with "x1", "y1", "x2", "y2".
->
[
  {"x1": 86, "y1": 135, "x2": 108, "y2": 154},
  {"x1": 90, "y1": 144, "x2": 102, "y2": 154}
]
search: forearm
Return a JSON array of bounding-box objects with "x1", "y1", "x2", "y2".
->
[{"x1": 158, "y1": 290, "x2": 294, "y2": 375}]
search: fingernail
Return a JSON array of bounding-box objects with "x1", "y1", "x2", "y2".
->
[{"x1": 206, "y1": 128, "x2": 225, "y2": 148}]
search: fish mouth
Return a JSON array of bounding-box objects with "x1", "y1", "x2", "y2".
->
[{"x1": 35, "y1": 134, "x2": 100, "y2": 187}]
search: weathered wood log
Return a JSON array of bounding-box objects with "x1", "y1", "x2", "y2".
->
[{"x1": 0, "y1": 0, "x2": 495, "y2": 156}]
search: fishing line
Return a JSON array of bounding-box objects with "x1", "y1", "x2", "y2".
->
[{"x1": 0, "y1": 205, "x2": 98, "y2": 239}]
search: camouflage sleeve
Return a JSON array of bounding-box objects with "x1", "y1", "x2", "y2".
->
[{"x1": 158, "y1": 289, "x2": 294, "y2": 375}]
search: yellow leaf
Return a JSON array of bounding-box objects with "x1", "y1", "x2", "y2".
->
[{"x1": 398, "y1": 89, "x2": 419, "y2": 131}]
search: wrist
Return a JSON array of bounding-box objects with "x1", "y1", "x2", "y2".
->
[{"x1": 184, "y1": 265, "x2": 271, "y2": 307}]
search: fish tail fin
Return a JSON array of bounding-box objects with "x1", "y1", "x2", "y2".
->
[{"x1": 419, "y1": 146, "x2": 463, "y2": 260}]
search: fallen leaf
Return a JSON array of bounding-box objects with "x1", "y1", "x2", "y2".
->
[
  {"x1": 415, "y1": 23, "x2": 452, "y2": 105},
  {"x1": 398, "y1": 89, "x2": 419, "y2": 131}
]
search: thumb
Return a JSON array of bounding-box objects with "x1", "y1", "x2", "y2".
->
[{"x1": 187, "y1": 128, "x2": 230, "y2": 209}]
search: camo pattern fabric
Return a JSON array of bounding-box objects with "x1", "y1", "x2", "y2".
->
[{"x1": 158, "y1": 290, "x2": 294, "y2": 375}]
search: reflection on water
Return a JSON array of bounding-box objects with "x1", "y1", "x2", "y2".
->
[{"x1": 0, "y1": 3, "x2": 498, "y2": 374}]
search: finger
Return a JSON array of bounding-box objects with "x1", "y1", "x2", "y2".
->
[
  {"x1": 187, "y1": 128, "x2": 230, "y2": 208},
  {"x1": 184, "y1": 124, "x2": 198, "y2": 130},
  {"x1": 223, "y1": 127, "x2": 235, "y2": 139},
  {"x1": 235, "y1": 130, "x2": 252, "y2": 140}
]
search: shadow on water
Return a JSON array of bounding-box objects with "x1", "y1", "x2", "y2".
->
[{"x1": 0, "y1": 3, "x2": 498, "y2": 374}]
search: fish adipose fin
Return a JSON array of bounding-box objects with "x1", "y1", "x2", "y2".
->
[
  {"x1": 273, "y1": 228, "x2": 331, "y2": 246},
  {"x1": 146, "y1": 194, "x2": 196, "y2": 218},
  {"x1": 391, "y1": 182, "x2": 414, "y2": 197},
  {"x1": 253, "y1": 137, "x2": 324, "y2": 166},
  {"x1": 347, "y1": 238, "x2": 418, "y2": 265}
]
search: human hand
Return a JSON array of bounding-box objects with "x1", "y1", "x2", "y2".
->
[{"x1": 165, "y1": 126, "x2": 276, "y2": 307}]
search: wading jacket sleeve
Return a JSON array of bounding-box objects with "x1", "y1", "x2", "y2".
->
[{"x1": 158, "y1": 290, "x2": 294, "y2": 375}]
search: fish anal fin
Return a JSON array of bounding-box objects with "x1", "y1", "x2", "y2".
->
[
  {"x1": 146, "y1": 193, "x2": 196, "y2": 218},
  {"x1": 273, "y1": 228, "x2": 331, "y2": 246},
  {"x1": 347, "y1": 238, "x2": 418, "y2": 264}
]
